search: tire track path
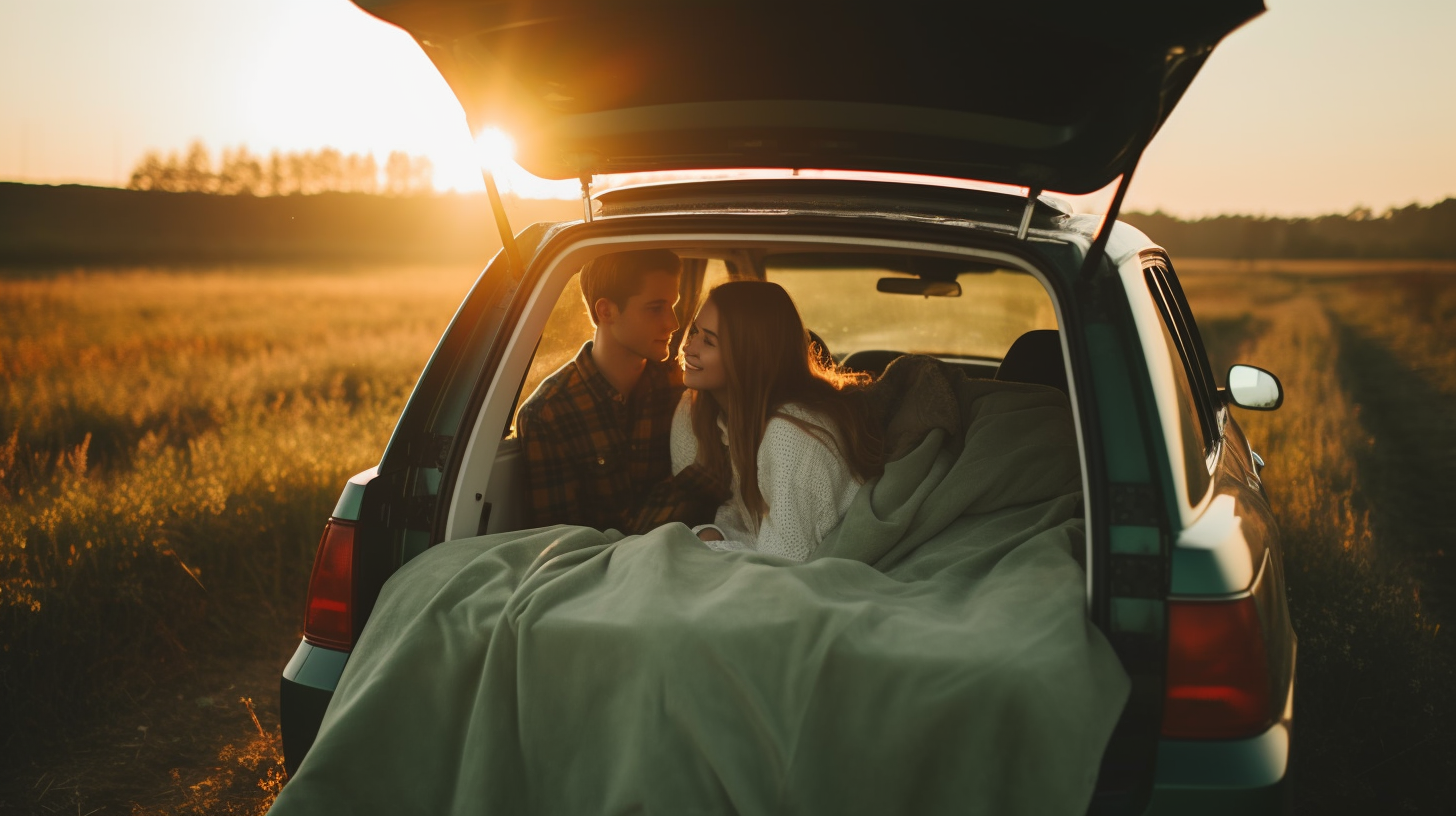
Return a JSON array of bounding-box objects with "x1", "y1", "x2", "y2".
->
[{"x1": 1331, "y1": 313, "x2": 1456, "y2": 623}]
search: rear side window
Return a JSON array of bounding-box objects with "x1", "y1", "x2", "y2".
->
[{"x1": 1144, "y1": 264, "x2": 1215, "y2": 506}]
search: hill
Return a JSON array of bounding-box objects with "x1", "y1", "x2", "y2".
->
[
  {"x1": 0, "y1": 183, "x2": 579, "y2": 266},
  {"x1": 1123, "y1": 199, "x2": 1456, "y2": 260},
  {"x1": 3, "y1": 182, "x2": 1453, "y2": 265}
]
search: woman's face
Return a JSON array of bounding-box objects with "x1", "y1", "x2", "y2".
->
[{"x1": 681, "y1": 299, "x2": 728, "y2": 394}]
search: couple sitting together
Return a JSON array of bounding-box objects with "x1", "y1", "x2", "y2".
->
[{"x1": 515, "y1": 249, "x2": 883, "y2": 562}]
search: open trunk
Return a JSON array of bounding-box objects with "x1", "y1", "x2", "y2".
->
[{"x1": 353, "y1": 0, "x2": 1262, "y2": 193}]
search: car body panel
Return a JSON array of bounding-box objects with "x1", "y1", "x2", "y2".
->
[
  {"x1": 280, "y1": 641, "x2": 350, "y2": 777},
  {"x1": 350, "y1": 0, "x2": 1263, "y2": 192}
]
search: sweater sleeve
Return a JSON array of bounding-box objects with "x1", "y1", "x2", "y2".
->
[{"x1": 716, "y1": 416, "x2": 856, "y2": 562}]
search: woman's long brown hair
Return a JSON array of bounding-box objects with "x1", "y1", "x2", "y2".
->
[{"x1": 685, "y1": 280, "x2": 884, "y2": 527}]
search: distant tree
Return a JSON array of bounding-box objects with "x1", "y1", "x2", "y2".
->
[
  {"x1": 217, "y1": 146, "x2": 264, "y2": 195},
  {"x1": 126, "y1": 150, "x2": 167, "y2": 191},
  {"x1": 408, "y1": 155, "x2": 434, "y2": 195},
  {"x1": 384, "y1": 151, "x2": 412, "y2": 196},
  {"x1": 157, "y1": 150, "x2": 185, "y2": 192},
  {"x1": 383, "y1": 150, "x2": 435, "y2": 195},
  {"x1": 315, "y1": 148, "x2": 344, "y2": 194},
  {"x1": 344, "y1": 153, "x2": 378, "y2": 194},
  {"x1": 181, "y1": 140, "x2": 217, "y2": 194},
  {"x1": 266, "y1": 150, "x2": 289, "y2": 197},
  {"x1": 126, "y1": 143, "x2": 435, "y2": 197}
]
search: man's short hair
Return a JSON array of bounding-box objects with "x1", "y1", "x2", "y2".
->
[{"x1": 580, "y1": 249, "x2": 681, "y2": 325}]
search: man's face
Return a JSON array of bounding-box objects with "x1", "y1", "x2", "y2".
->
[{"x1": 601, "y1": 270, "x2": 681, "y2": 362}]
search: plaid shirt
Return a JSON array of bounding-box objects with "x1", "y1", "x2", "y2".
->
[{"x1": 516, "y1": 342, "x2": 726, "y2": 534}]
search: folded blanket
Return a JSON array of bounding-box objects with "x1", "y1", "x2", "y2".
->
[{"x1": 270, "y1": 372, "x2": 1128, "y2": 816}]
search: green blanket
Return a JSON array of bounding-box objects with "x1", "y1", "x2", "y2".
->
[{"x1": 271, "y1": 373, "x2": 1129, "y2": 816}]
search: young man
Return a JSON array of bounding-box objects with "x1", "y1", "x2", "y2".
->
[{"x1": 516, "y1": 249, "x2": 725, "y2": 533}]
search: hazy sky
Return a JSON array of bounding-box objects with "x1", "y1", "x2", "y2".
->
[{"x1": 1, "y1": 0, "x2": 1452, "y2": 216}]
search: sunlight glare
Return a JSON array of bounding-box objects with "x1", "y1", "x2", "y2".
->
[{"x1": 474, "y1": 128, "x2": 516, "y2": 171}]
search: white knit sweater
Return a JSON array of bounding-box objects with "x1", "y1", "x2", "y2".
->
[{"x1": 670, "y1": 394, "x2": 862, "y2": 562}]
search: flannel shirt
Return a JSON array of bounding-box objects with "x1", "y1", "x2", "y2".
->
[{"x1": 516, "y1": 342, "x2": 727, "y2": 534}]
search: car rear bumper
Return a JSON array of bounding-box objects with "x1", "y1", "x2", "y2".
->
[
  {"x1": 1142, "y1": 679, "x2": 1295, "y2": 816},
  {"x1": 1143, "y1": 723, "x2": 1290, "y2": 814},
  {"x1": 279, "y1": 639, "x2": 348, "y2": 776}
]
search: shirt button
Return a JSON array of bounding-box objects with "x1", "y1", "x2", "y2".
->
[{"x1": 597, "y1": 457, "x2": 606, "y2": 465}]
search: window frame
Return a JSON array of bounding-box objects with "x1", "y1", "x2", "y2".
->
[{"x1": 1141, "y1": 260, "x2": 1221, "y2": 505}]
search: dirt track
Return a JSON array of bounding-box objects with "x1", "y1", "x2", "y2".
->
[
  {"x1": 0, "y1": 639, "x2": 293, "y2": 816},
  {"x1": 1334, "y1": 316, "x2": 1456, "y2": 620}
]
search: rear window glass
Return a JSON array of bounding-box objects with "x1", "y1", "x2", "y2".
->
[{"x1": 767, "y1": 264, "x2": 1057, "y2": 361}]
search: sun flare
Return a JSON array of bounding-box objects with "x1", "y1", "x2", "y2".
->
[{"x1": 474, "y1": 127, "x2": 516, "y2": 171}]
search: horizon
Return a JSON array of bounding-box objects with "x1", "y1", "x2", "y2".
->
[
  {"x1": 2, "y1": 0, "x2": 1453, "y2": 218},
  {"x1": 5, "y1": 173, "x2": 1452, "y2": 223}
]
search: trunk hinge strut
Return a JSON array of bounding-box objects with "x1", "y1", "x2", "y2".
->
[
  {"x1": 1077, "y1": 141, "x2": 1147, "y2": 280},
  {"x1": 580, "y1": 174, "x2": 594, "y2": 223},
  {"x1": 1077, "y1": 168, "x2": 1138, "y2": 279},
  {"x1": 481, "y1": 167, "x2": 523, "y2": 276},
  {"x1": 1016, "y1": 188, "x2": 1042, "y2": 240}
]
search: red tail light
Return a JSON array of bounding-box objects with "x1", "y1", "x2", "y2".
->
[
  {"x1": 1163, "y1": 596, "x2": 1273, "y2": 739},
  {"x1": 303, "y1": 519, "x2": 357, "y2": 651}
]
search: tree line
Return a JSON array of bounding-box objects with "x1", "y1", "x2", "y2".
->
[
  {"x1": 126, "y1": 141, "x2": 435, "y2": 196},
  {"x1": 1123, "y1": 198, "x2": 1456, "y2": 260}
]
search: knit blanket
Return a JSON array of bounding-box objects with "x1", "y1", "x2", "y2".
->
[{"x1": 269, "y1": 367, "x2": 1129, "y2": 816}]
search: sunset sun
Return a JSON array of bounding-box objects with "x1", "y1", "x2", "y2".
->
[{"x1": 473, "y1": 127, "x2": 516, "y2": 172}]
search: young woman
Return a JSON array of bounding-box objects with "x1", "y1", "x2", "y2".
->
[{"x1": 672, "y1": 280, "x2": 884, "y2": 561}]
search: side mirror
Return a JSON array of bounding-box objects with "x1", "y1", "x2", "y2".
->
[{"x1": 1225, "y1": 364, "x2": 1283, "y2": 411}]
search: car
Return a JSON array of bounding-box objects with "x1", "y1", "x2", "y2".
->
[{"x1": 279, "y1": 1, "x2": 1293, "y2": 813}]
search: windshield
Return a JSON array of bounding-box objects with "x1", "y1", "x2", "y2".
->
[{"x1": 767, "y1": 262, "x2": 1058, "y2": 362}]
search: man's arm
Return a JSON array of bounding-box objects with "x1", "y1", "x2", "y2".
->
[
  {"x1": 621, "y1": 462, "x2": 729, "y2": 534},
  {"x1": 517, "y1": 405, "x2": 587, "y2": 529}
]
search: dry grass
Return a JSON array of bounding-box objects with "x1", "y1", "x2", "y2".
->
[
  {"x1": 1181, "y1": 261, "x2": 1456, "y2": 813},
  {"x1": 126, "y1": 697, "x2": 286, "y2": 816},
  {"x1": 0, "y1": 264, "x2": 479, "y2": 782}
]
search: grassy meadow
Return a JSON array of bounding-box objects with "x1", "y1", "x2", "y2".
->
[
  {"x1": 1, "y1": 260, "x2": 1454, "y2": 813},
  {"x1": 0, "y1": 264, "x2": 480, "y2": 812}
]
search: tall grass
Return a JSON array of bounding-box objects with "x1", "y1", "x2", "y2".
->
[
  {"x1": 1182, "y1": 265, "x2": 1455, "y2": 813},
  {"x1": 0, "y1": 265, "x2": 478, "y2": 759}
]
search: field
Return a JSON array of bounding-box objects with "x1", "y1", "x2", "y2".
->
[
  {"x1": 0, "y1": 264, "x2": 481, "y2": 813},
  {"x1": 2, "y1": 260, "x2": 1454, "y2": 813}
]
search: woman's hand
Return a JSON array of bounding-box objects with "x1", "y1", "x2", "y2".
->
[{"x1": 697, "y1": 528, "x2": 724, "y2": 542}]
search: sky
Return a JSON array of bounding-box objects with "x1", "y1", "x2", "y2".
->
[{"x1": 1, "y1": 0, "x2": 1452, "y2": 217}]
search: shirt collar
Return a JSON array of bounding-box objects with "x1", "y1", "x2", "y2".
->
[
  {"x1": 573, "y1": 341, "x2": 620, "y2": 404},
  {"x1": 574, "y1": 341, "x2": 675, "y2": 405}
]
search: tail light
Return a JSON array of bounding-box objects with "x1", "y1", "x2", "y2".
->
[
  {"x1": 303, "y1": 519, "x2": 357, "y2": 651},
  {"x1": 1163, "y1": 596, "x2": 1273, "y2": 739}
]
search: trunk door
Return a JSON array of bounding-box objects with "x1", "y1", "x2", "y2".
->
[{"x1": 352, "y1": 0, "x2": 1262, "y2": 193}]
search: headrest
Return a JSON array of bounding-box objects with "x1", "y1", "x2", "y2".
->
[
  {"x1": 840, "y1": 349, "x2": 903, "y2": 378},
  {"x1": 995, "y1": 330, "x2": 1067, "y2": 394}
]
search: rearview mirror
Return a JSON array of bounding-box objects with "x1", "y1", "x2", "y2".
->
[
  {"x1": 876, "y1": 277, "x2": 962, "y2": 297},
  {"x1": 1225, "y1": 364, "x2": 1283, "y2": 410}
]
